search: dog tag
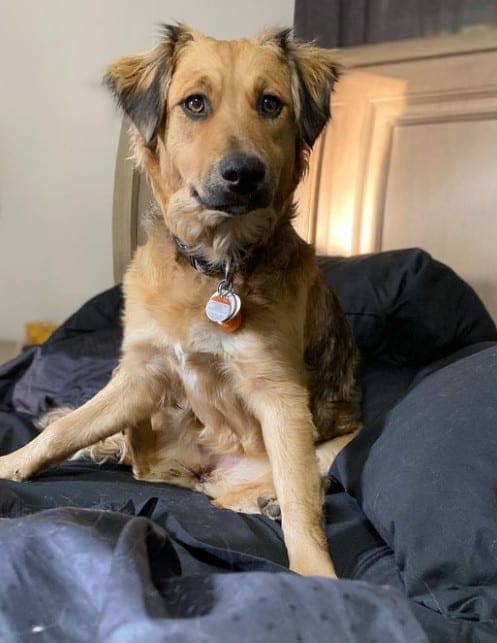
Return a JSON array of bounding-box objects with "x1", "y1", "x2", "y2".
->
[
  {"x1": 217, "y1": 293, "x2": 242, "y2": 332},
  {"x1": 205, "y1": 293, "x2": 234, "y2": 323},
  {"x1": 218, "y1": 310, "x2": 243, "y2": 332},
  {"x1": 227, "y1": 292, "x2": 241, "y2": 320}
]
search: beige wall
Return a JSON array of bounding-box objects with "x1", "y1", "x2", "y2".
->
[{"x1": 0, "y1": 0, "x2": 294, "y2": 341}]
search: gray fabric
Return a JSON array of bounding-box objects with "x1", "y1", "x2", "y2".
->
[
  {"x1": 331, "y1": 343, "x2": 497, "y2": 642},
  {"x1": 0, "y1": 505, "x2": 428, "y2": 643},
  {"x1": 11, "y1": 330, "x2": 120, "y2": 415},
  {"x1": 294, "y1": 0, "x2": 497, "y2": 48}
]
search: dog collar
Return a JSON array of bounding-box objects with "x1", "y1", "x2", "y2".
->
[
  {"x1": 171, "y1": 234, "x2": 223, "y2": 277},
  {"x1": 171, "y1": 234, "x2": 243, "y2": 332}
]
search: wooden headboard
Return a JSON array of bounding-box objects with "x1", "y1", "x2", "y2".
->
[{"x1": 112, "y1": 27, "x2": 497, "y2": 321}]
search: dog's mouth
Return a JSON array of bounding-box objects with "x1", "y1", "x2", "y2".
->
[{"x1": 191, "y1": 186, "x2": 272, "y2": 216}]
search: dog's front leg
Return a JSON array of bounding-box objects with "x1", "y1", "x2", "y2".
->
[
  {"x1": 0, "y1": 361, "x2": 163, "y2": 481},
  {"x1": 236, "y1": 358, "x2": 336, "y2": 578}
]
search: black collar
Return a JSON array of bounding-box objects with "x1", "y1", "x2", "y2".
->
[{"x1": 171, "y1": 234, "x2": 225, "y2": 277}]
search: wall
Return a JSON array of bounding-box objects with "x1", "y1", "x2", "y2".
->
[{"x1": 0, "y1": 0, "x2": 294, "y2": 341}]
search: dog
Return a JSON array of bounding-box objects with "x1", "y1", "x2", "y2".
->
[{"x1": 0, "y1": 25, "x2": 360, "y2": 577}]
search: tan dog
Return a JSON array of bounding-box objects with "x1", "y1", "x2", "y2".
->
[{"x1": 0, "y1": 25, "x2": 360, "y2": 577}]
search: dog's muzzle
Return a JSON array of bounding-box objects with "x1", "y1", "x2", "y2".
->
[{"x1": 193, "y1": 152, "x2": 272, "y2": 215}]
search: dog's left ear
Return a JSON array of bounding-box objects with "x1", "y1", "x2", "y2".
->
[
  {"x1": 104, "y1": 24, "x2": 192, "y2": 146},
  {"x1": 274, "y1": 30, "x2": 341, "y2": 148}
]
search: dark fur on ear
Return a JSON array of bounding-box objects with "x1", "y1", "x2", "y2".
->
[
  {"x1": 286, "y1": 38, "x2": 341, "y2": 148},
  {"x1": 271, "y1": 27, "x2": 293, "y2": 52},
  {"x1": 104, "y1": 23, "x2": 192, "y2": 146}
]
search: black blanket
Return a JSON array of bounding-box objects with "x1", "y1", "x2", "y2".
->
[{"x1": 1, "y1": 249, "x2": 496, "y2": 642}]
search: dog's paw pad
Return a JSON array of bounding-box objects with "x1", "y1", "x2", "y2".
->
[{"x1": 257, "y1": 496, "x2": 281, "y2": 520}]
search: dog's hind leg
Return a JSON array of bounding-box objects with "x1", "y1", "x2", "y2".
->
[
  {"x1": 315, "y1": 430, "x2": 359, "y2": 477},
  {"x1": 205, "y1": 432, "x2": 357, "y2": 518},
  {"x1": 0, "y1": 359, "x2": 165, "y2": 481},
  {"x1": 123, "y1": 406, "x2": 211, "y2": 490},
  {"x1": 210, "y1": 469, "x2": 279, "y2": 517},
  {"x1": 201, "y1": 455, "x2": 274, "y2": 514}
]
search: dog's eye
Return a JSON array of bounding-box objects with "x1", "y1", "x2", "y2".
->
[
  {"x1": 182, "y1": 94, "x2": 208, "y2": 117},
  {"x1": 259, "y1": 94, "x2": 283, "y2": 118}
]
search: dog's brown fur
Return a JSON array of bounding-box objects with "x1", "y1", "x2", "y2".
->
[{"x1": 0, "y1": 25, "x2": 360, "y2": 577}]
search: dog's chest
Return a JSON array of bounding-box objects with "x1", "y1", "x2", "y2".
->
[
  {"x1": 168, "y1": 325, "x2": 263, "y2": 455},
  {"x1": 170, "y1": 326, "x2": 238, "y2": 403}
]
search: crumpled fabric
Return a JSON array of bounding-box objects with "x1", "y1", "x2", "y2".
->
[{"x1": 0, "y1": 501, "x2": 426, "y2": 643}]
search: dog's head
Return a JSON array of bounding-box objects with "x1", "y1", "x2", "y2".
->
[{"x1": 105, "y1": 25, "x2": 339, "y2": 258}]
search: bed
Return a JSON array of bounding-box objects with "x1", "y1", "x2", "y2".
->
[{"x1": 1, "y1": 29, "x2": 497, "y2": 643}]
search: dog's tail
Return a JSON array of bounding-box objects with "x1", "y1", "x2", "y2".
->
[{"x1": 36, "y1": 407, "x2": 128, "y2": 464}]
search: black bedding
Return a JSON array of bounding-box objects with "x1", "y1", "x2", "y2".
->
[{"x1": 1, "y1": 248, "x2": 496, "y2": 642}]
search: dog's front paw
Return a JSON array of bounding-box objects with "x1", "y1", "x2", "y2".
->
[{"x1": 0, "y1": 454, "x2": 30, "y2": 481}]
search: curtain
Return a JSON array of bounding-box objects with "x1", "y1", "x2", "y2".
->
[{"x1": 294, "y1": 0, "x2": 497, "y2": 48}]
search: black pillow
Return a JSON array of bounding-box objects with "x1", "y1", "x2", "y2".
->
[
  {"x1": 332, "y1": 343, "x2": 497, "y2": 637},
  {"x1": 46, "y1": 285, "x2": 123, "y2": 342},
  {"x1": 319, "y1": 248, "x2": 497, "y2": 365}
]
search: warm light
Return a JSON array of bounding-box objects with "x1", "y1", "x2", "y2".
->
[{"x1": 295, "y1": 70, "x2": 406, "y2": 257}]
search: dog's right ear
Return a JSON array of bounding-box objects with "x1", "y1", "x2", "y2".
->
[{"x1": 104, "y1": 24, "x2": 191, "y2": 146}]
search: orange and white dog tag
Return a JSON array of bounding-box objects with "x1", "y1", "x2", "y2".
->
[
  {"x1": 205, "y1": 291, "x2": 242, "y2": 332},
  {"x1": 205, "y1": 293, "x2": 235, "y2": 323},
  {"x1": 205, "y1": 260, "x2": 243, "y2": 332}
]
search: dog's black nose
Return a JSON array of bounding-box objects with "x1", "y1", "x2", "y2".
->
[{"x1": 219, "y1": 153, "x2": 266, "y2": 195}]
